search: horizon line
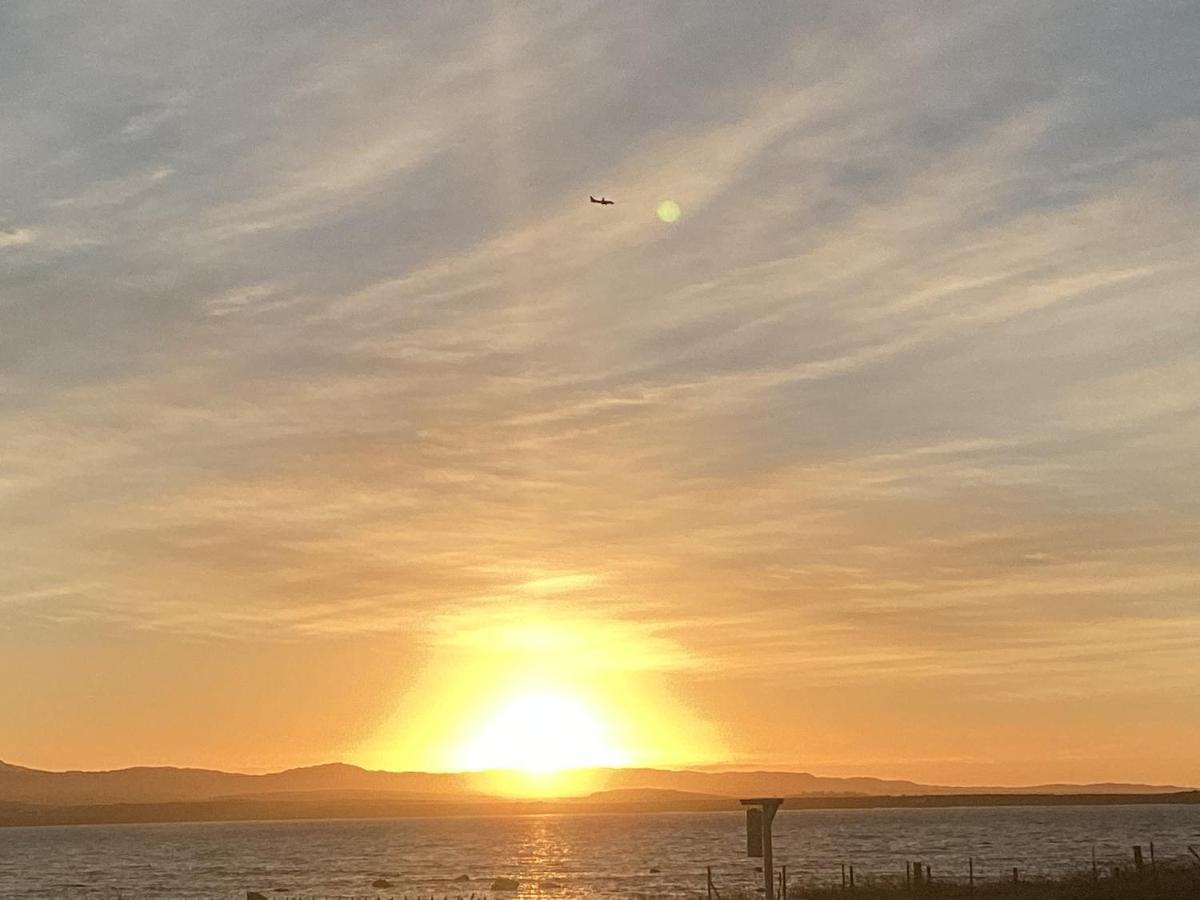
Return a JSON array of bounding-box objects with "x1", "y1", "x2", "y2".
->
[{"x1": 3, "y1": 758, "x2": 1194, "y2": 791}]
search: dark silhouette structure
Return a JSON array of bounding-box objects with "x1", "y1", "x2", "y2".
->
[{"x1": 741, "y1": 798, "x2": 784, "y2": 900}]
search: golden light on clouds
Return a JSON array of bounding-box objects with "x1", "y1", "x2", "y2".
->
[{"x1": 8, "y1": 2, "x2": 1200, "y2": 789}]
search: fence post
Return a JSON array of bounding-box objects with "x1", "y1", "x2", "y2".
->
[{"x1": 968, "y1": 856, "x2": 974, "y2": 889}]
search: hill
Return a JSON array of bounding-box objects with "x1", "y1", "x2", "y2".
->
[{"x1": 1, "y1": 759, "x2": 1192, "y2": 827}]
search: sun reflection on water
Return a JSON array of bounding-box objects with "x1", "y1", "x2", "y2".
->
[{"x1": 510, "y1": 817, "x2": 573, "y2": 898}]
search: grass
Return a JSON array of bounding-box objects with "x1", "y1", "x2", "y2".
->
[{"x1": 773, "y1": 863, "x2": 1200, "y2": 900}]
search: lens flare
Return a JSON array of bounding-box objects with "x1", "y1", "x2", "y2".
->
[{"x1": 656, "y1": 199, "x2": 681, "y2": 223}]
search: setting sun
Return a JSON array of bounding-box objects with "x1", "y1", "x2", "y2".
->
[
  {"x1": 361, "y1": 609, "x2": 720, "y2": 783},
  {"x1": 452, "y1": 689, "x2": 630, "y2": 774}
]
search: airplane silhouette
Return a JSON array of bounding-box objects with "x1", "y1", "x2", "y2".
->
[{"x1": 589, "y1": 195, "x2": 614, "y2": 205}]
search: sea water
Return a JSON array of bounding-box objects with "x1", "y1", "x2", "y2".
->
[{"x1": 1, "y1": 805, "x2": 1198, "y2": 899}]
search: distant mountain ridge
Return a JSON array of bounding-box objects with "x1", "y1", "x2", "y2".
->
[
  {"x1": 579, "y1": 768, "x2": 1194, "y2": 798},
  {"x1": 1, "y1": 759, "x2": 1190, "y2": 807},
  {"x1": 0, "y1": 760, "x2": 479, "y2": 805}
]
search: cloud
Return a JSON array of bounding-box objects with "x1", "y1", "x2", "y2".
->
[
  {"x1": 48, "y1": 166, "x2": 174, "y2": 209},
  {"x1": 0, "y1": 227, "x2": 35, "y2": 248},
  {"x1": 2, "y1": 0, "x2": 1199, "y2": 776},
  {"x1": 120, "y1": 94, "x2": 188, "y2": 140},
  {"x1": 203, "y1": 284, "x2": 285, "y2": 317}
]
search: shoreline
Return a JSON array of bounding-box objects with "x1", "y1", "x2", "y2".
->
[{"x1": 3, "y1": 790, "x2": 1198, "y2": 829}]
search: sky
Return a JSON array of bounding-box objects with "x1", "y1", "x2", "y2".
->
[{"x1": 2, "y1": 1, "x2": 1199, "y2": 787}]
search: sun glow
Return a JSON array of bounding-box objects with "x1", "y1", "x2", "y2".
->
[
  {"x1": 359, "y1": 606, "x2": 722, "y2": 789},
  {"x1": 453, "y1": 689, "x2": 631, "y2": 774}
]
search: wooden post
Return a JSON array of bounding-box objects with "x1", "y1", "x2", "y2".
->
[
  {"x1": 841, "y1": 864, "x2": 846, "y2": 890},
  {"x1": 782, "y1": 864, "x2": 787, "y2": 900},
  {"x1": 905, "y1": 862, "x2": 911, "y2": 891},
  {"x1": 969, "y1": 857, "x2": 974, "y2": 889},
  {"x1": 763, "y1": 814, "x2": 775, "y2": 900},
  {"x1": 1012, "y1": 867, "x2": 1019, "y2": 884},
  {"x1": 1133, "y1": 845, "x2": 1144, "y2": 873},
  {"x1": 849, "y1": 865, "x2": 854, "y2": 889},
  {"x1": 706, "y1": 866, "x2": 712, "y2": 900},
  {"x1": 925, "y1": 865, "x2": 931, "y2": 885}
]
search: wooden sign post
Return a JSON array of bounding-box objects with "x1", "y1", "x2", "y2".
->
[{"x1": 741, "y1": 798, "x2": 784, "y2": 900}]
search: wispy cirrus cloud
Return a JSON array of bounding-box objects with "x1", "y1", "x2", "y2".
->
[
  {"x1": 0, "y1": 226, "x2": 36, "y2": 248},
  {"x1": 1, "y1": 0, "x2": 1198, "y2": 779}
]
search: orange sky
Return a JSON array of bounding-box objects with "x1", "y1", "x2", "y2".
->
[{"x1": 2, "y1": 3, "x2": 1199, "y2": 787}]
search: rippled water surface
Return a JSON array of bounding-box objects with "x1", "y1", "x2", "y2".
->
[{"x1": 2, "y1": 805, "x2": 1198, "y2": 899}]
